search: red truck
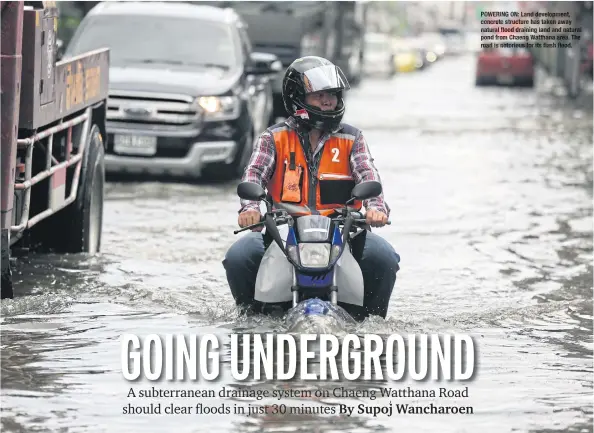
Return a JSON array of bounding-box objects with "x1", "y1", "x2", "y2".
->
[{"x1": 1, "y1": 1, "x2": 110, "y2": 299}]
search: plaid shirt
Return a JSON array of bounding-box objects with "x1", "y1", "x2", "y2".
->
[{"x1": 240, "y1": 116, "x2": 390, "y2": 216}]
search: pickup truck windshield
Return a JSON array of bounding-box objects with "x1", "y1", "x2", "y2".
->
[
  {"x1": 67, "y1": 14, "x2": 237, "y2": 69},
  {"x1": 199, "y1": 1, "x2": 321, "y2": 16}
]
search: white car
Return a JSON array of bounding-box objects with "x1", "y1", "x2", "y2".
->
[
  {"x1": 363, "y1": 32, "x2": 395, "y2": 77},
  {"x1": 465, "y1": 31, "x2": 482, "y2": 53},
  {"x1": 420, "y1": 32, "x2": 447, "y2": 59}
]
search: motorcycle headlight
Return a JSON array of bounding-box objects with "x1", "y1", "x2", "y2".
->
[
  {"x1": 298, "y1": 243, "x2": 330, "y2": 268},
  {"x1": 197, "y1": 96, "x2": 240, "y2": 121}
]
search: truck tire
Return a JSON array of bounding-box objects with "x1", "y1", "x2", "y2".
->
[
  {"x1": 33, "y1": 125, "x2": 105, "y2": 253},
  {"x1": 520, "y1": 77, "x2": 534, "y2": 88}
]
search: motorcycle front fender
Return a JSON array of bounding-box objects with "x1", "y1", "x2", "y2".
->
[
  {"x1": 254, "y1": 225, "x2": 364, "y2": 306},
  {"x1": 255, "y1": 225, "x2": 293, "y2": 303}
]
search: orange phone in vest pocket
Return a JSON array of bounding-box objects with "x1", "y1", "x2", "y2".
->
[{"x1": 281, "y1": 157, "x2": 303, "y2": 203}]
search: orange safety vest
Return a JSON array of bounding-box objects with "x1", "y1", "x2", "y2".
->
[{"x1": 266, "y1": 122, "x2": 363, "y2": 216}]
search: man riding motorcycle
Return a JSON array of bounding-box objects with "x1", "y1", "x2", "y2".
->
[{"x1": 223, "y1": 56, "x2": 400, "y2": 320}]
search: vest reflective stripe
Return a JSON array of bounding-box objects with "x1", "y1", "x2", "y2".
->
[{"x1": 267, "y1": 126, "x2": 363, "y2": 216}]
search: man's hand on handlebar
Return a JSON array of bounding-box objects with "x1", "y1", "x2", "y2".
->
[
  {"x1": 238, "y1": 209, "x2": 263, "y2": 232},
  {"x1": 366, "y1": 208, "x2": 389, "y2": 228}
]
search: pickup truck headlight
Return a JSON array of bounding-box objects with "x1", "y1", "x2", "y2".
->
[{"x1": 197, "y1": 96, "x2": 240, "y2": 121}]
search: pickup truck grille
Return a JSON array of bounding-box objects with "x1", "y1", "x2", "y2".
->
[{"x1": 107, "y1": 91, "x2": 200, "y2": 127}]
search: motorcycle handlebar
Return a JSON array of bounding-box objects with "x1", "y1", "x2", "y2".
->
[
  {"x1": 338, "y1": 211, "x2": 392, "y2": 225},
  {"x1": 233, "y1": 221, "x2": 263, "y2": 234},
  {"x1": 233, "y1": 211, "x2": 390, "y2": 235},
  {"x1": 354, "y1": 218, "x2": 391, "y2": 225},
  {"x1": 233, "y1": 215, "x2": 290, "y2": 234}
]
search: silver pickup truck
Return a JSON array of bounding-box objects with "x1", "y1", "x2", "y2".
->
[{"x1": 64, "y1": 2, "x2": 281, "y2": 180}]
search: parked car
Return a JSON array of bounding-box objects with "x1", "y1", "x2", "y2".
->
[
  {"x1": 421, "y1": 32, "x2": 447, "y2": 59},
  {"x1": 363, "y1": 32, "x2": 395, "y2": 77},
  {"x1": 465, "y1": 31, "x2": 482, "y2": 54},
  {"x1": 475, "y1": 45, "x2": 534, "y2": 87},
  {"x1": 65, "y1": 2, "x2": 282, "y2": 180},
  {"x1": 438, "y1": 26, "x2": 466, "y2": 56},
  {"x1": 392, "y1": 39, "x2": 420, "y2": 73},
  {"x1": 224, "y1": 1, "x2": 368, "y2": 119},
  {"x1": 406, "y1": 37, "x2": 435, "y2": 71}
]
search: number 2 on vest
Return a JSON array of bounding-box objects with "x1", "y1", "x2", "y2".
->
[{"x1": 331, "y1": 148, "x2": 340, "y2": 162}]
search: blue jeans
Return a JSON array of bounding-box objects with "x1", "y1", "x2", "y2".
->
[{"x1": 222, "y1": 230, "x2": 400, "y2": 320}]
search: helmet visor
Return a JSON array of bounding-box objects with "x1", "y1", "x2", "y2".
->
[{"x1": 302, "y1": 65, "x2": 350, "y2": 94}]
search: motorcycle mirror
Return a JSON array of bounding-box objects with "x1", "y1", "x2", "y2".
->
[
  {"x1": 237, "y1": 182, "x2": 266, "y2": 201},
  {"x1": 351, "y1": 180, "x2": 383, "y2": 201}
]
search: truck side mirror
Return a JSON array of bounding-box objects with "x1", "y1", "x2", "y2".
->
[{"x1": 56, "y1": 38, "x2": 64, "y2": 61}]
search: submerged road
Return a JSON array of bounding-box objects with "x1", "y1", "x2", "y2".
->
[{"x1": 2, "y1": 54, "x2": 592, "y2": 433}]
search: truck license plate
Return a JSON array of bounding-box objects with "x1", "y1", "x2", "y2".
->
[
  {"x1": 113, "y1": 135, "x2": 157, "y2": 156},
  {"x1": 497, "y1": 74, "x2": 514, "y2": 84}
]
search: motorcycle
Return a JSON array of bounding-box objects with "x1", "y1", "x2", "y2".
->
[
  {"x1": 234, "y1": 180, "x2": 390, "y2": 331},
  {"x1": 233, "y1": 181, "x2": 390, "y2": 328}
]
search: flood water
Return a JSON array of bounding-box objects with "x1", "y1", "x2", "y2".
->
[{"x1": 2, "y1": 55, "x2": 592, "y2": 433}]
